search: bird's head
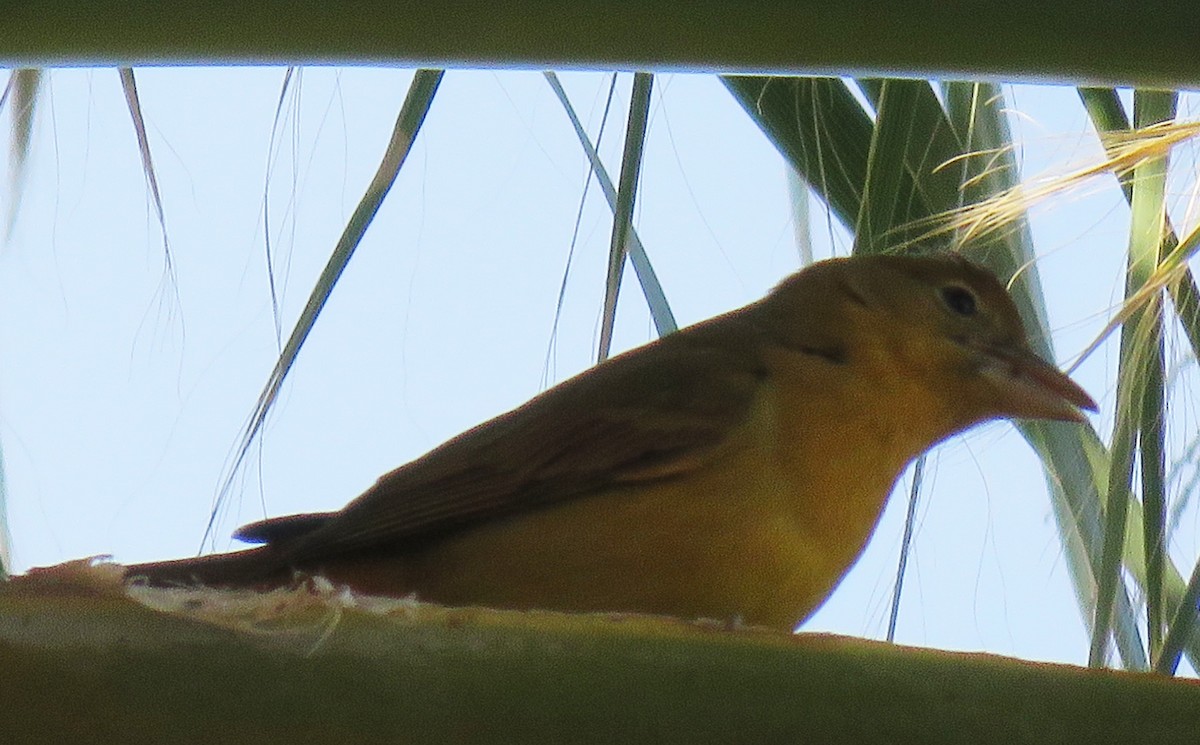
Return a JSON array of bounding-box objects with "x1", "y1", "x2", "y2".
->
[
  {"x1": 761, "y1": 253, "x2": 1097, "y2": 439},
  {"x1": 843, "y1": 253, "x2": 1096, "y2": 428}
]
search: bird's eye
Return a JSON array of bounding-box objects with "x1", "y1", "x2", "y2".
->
[{"x1": 939, "y1": 285, "x2": 978, "y2": 316}]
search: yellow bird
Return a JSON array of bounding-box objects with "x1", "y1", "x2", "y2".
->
[{"x1": 126, "y1": 254, "x2": 1095, "y2": 631}]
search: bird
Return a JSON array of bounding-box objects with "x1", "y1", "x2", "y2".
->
[{"x1": 125, "y1": 253, "x2": 1096, "y2": 632}]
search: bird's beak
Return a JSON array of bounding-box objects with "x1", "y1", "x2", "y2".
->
[{"x1": 977, "y1": 345, "x2": 1098, "y2": 423}]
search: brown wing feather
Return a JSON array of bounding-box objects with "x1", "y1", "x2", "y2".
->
[{"x1": 274, "y1": 315, "x2": 770, "y2": 562}]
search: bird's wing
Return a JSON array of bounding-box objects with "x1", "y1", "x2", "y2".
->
[{"x1": 280, "y1": 322, "x2": 770, "y2": 561}]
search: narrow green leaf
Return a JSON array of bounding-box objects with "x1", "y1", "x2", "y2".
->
[
  {"x1": 3, "y1": 68, "x2": 41, "y2": 240},
  {"x1": 785, "y1": 165, "x2": 814, "y2": 264},
  {"x1": 1089, "y1": 89, "x2": 1175, "y2": 667},
  {"x1": 1159, "y1": 556, "x2": 1200, "y2": 674},
  {"x1": 1079, "y1": 86, "x2": 1200, "y2": 671},
  {"x1": 1078, "y1": 87, "x2": 1200, "y2": 360},
  {"x1": 544, "y1": 72, "x2": 676, "y2": 339},
  {"x1": 887, "y1": 455, "x2": 924, "y2": 641},
  {"x1": 853, "y1": 80, "x2": 926, "y2": 254},
  {"x1": 856, "y1": 78, "x2": 965, "y2": 230},
  {"x1": 262, "y1": 67, "x2": 300, "y2": 349},
  {"x1": 722, "y1": 76, "x2": 871, "y2": 227},
  {"x1": 597, "y1": 72, "x2": 653, "y2": 363},
  {"x1": 1078, "y1": 87, "x2": 1128, "y2": 132},
  {"x1": 1134, "y1": 91, "x2": 1174, "y2": 666},
  {"x1": 119, "y1": 67, "x2": 179, "y2": 296},
  {"x1": 1141, "y1": 302, "x2": 1167, "y2": 661}
]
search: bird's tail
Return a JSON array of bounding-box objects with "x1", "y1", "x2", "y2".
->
[{"x1": 123, "y1": 547, "x2": 289, "y2": 590}]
